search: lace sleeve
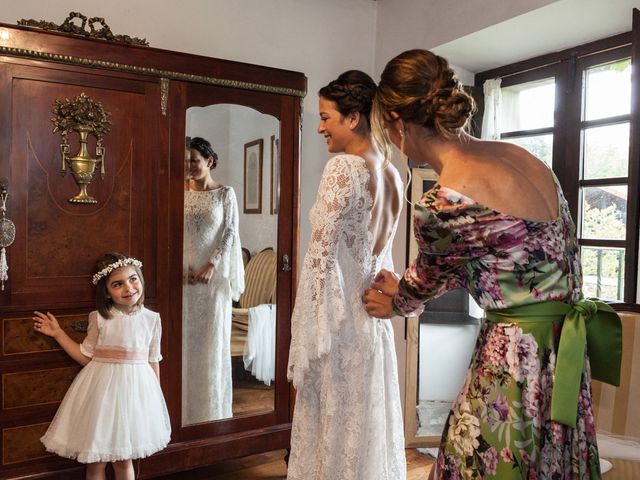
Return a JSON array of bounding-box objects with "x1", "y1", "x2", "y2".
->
[
  {"x1": 209, "y1": 187, "x2": 239, "y2": 265},
  {"x1": 287, "y1": 156, "x2": 357, "y2": 386},
  {"x1": 306, "y1": 157, "x2": 356, "y2": 288}
]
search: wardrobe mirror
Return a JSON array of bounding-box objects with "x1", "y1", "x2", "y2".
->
[{"x1": 182, "y1": 104, "x2": 279, "y2": 426}]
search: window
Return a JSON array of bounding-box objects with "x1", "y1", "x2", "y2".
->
[
  {"x1": 476, "y1": 33, "x2": 639, "y2": 302},
  {"x1": 579, "y1": 59, "x2": 631, "y2": 300},
  {"x1": 500, "y1": 77, "x2": 555, "y2": 167}
]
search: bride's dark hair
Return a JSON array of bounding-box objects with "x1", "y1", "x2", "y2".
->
[
  {"x1": 319, "y1": 70, "x2": 377, "y2": 132},
  {"x1": 190, "y1": 137, "x2": 219, "y2": 169}
]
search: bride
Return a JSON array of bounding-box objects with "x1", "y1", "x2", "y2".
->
[{"x1": 182, "y1": 136, "x2": 244, "y2": 424}]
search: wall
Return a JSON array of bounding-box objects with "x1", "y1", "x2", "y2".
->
[{"x1": 373, "y1": 0, "x2": 559, "y2": 76}]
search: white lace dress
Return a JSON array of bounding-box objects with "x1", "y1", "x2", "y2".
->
[
  {"x1": 41, "y1": 308, "x2": 171, "y2": 463},
  {"x1": 287, "y1": 155, "x2": 406, "y2": 480},
  {"x1": 182, "y1": 186, "x2": 244, "y2": 424}
]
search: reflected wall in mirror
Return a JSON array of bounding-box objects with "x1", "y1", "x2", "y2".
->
[
  {"x1": 404, "y1": 168, "x2": 483, "y2": 447},
  {"x1": 182, "y1": 104, "x2": 279, "y2": 426}
]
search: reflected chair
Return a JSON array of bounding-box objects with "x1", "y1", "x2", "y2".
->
[
  {"x1": 231, "y1": 248, "x2": 277, "y2": 357},
  {"x1": 242, "y1": 247, "x2": 251, "y2": 269}
]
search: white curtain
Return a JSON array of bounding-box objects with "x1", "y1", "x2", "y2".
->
[
  {"x1": 481, "y1": 78, "x2": 502, "y2": 140},
  {"x1": 243, "y1": 303, "x2": 276, "y2": 385}
]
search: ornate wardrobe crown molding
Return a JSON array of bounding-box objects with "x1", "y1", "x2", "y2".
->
[
  {"x1": 17, "y1": 11, "x2": 149, "y2": 46},
  {"x1": 0, "y1": 45, "x2": 307, "y2": 98}
]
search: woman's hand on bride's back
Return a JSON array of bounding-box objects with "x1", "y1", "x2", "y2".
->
[{"x1": 371, "y1": 269, "x2": 400, "y2": 296}]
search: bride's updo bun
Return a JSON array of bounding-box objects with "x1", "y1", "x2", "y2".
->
[
  {"x1": 319, "y1": 70, "x2": 377, "y2": 130},
  {"x1": 375, "y1": 49, "x2": 476, "y2": 139}
]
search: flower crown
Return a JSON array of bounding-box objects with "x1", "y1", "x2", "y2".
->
[{"x1": 92, "y1": 257, "x2": 142, "y2": 285}]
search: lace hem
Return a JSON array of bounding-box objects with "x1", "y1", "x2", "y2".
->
[{"x1": 41, "y1": 435, "x2": 171, "y2": 463}]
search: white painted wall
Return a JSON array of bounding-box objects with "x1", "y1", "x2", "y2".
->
[
  {"x1": 418, "y1": 323, "x2": 480, "y2": 401},
  {"x1": 373, "y1": 0, "x2": 559, "y2": 77}
]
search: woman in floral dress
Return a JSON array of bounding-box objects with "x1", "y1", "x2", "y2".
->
[{"x1": 364, "y1": 49, "x2": 622, "y2": 479}]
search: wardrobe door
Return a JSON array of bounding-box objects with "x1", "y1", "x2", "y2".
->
[
  {"x1": 137, "y1": 80, "x2": 301, "y2": 477},
  {"x1": 0, "y1": 59, "x2": 165, "y2": 479}
]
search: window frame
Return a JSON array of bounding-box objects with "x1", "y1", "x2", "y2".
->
[{"x1": 475, "y1": 32, "x2": 639, "y2": 302}]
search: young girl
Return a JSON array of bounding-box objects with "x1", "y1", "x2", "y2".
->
[{"x1": 33, "y1": 253, "x2": 171, "y2": 480}]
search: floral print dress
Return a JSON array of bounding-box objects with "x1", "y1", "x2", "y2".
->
[{"x1": 393, "y1": 177, "x2": 601, "y2": 479}]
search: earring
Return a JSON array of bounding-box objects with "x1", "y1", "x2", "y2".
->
[{"x1": 399, "y1": 130, "x2": 405, "y2": 158}]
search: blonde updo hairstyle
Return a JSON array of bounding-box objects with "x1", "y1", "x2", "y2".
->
[{"x1": 372, "y1": 49, "x2": 476, "y2": 150}]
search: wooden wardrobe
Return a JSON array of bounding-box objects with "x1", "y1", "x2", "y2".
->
[{"x1": 0, "y1": 20, "x2": 304, "y2": 479}]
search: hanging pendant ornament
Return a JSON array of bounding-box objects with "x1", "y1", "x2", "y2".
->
[{"x1": 0, "y1": 178, "x2": 15, "y2": 291}]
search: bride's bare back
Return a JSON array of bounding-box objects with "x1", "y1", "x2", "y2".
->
[{"x1": 363, "y1": 156, "x2": 403, "y2": 257}]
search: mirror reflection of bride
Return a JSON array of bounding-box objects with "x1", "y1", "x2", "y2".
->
[{"x1": 182, "y1": 136, "x2": 245, "y2": 424}]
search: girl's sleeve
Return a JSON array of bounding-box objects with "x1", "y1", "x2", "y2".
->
[
  {"x1": 287, "y1": 156, "x2": 357, "y2": 386},
  {"x1": 79, "y1": 311, "x2": 99, "y2": 358},
  {"x1": 148, "y1": 312, "x2": 163, "y2": 362}
]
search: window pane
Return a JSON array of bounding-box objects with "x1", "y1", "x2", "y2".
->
[
  {"x1": 581, "y1": 185, "x2": 627, "y2": 240},
  {"x1": 501, "y1": 78, "x2": 555, "y2": 131},
  {"x1": 584, "y1": 59, "x2": 631, "y2": 121},
  {"x1": 581, "y1": 246, "x2": 625, "y2": 301},
  {"x1": 582, "y1": 123, "x2": 629, "y2": 179},
  {"x1": 504, "y1": 134, "x2": 553, "y2": 166}
]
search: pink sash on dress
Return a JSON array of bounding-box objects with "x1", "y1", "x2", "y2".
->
[{"x1": 92, "y1": 346, "x2": 149, "y2": 364}]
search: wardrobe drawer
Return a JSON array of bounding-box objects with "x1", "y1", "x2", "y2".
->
[
  {"x1": 2, "y1": 314, "x2": 87, "y2": 357},
  {"x1": 2, "y1": 422, "x2": 51, "y2": 465},
  {"x1": 3, "y1": 366, "x2": 81, "y2": 410}
]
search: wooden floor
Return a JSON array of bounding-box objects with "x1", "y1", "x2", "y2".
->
[
  {"x1": 156, "y1": 448, "x2": 435, "y2": 479},
  {"x1": 603, "y1": 458, "x2": 640, "y2": 479},
  {"x1": 155, "y1": 450, "x2": 640, "y2": 479},
  {"x1": 232, "y1": 385, "x2": 274, "y2": 417}
]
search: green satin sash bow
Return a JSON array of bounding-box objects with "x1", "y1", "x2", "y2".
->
[{"x1": 486, "y1": 299, "x2": 622, "y2": 428}]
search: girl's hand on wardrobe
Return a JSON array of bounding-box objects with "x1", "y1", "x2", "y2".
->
[{"x1": 32, "y1": 311, "x2": 62, "y2": 338}]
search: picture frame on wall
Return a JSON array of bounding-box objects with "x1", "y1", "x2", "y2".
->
[
  {"x1": 270, "y1": 135, "x2": 280, "y2": 215},
  {"x1": 243, "y1": 139, "x2": 263, "y2": 214}
]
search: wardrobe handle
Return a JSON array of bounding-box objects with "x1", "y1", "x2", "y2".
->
[
  {"x1": 282, "y1": 254, "x2": 292, "y2": 272},
  {"x1": 71, "y1": 320, "x2": 88, "y2": 332}
]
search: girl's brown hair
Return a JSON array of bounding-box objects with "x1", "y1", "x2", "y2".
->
[{"x1": 94, "y1": 252, "x2": 145, "y2": 318}]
